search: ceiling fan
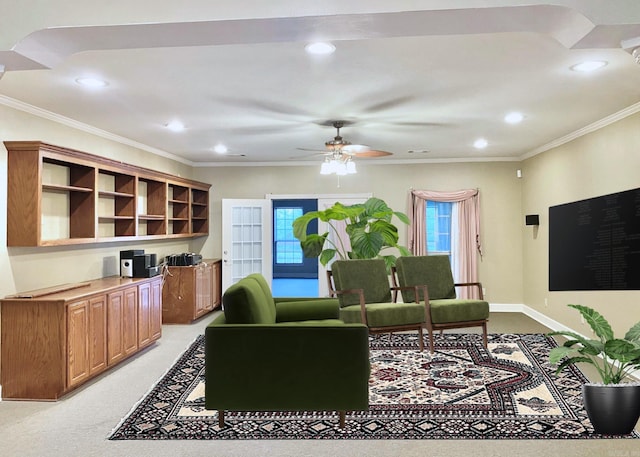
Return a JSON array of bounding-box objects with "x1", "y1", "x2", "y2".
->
[{"x1": 299, "y1": 121, "x2": 393, "y2": 175}]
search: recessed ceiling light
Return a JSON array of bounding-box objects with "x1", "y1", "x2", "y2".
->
[
  {"x1": 570, "y1": 61, "x2": 607, "y2": 72},
  {"x1": 165, "y1": 120, "x2": 185, "y2": 132},
  {"x1": 213, "y1": 143, "x2": 228, "y2": 154},
  {"x1": 75, "y1": 77, "x2": 108, "y2": 88},
  {"x1": 473, "y1": 138, "x2": 488, "y2": 149},
  {"x1": 304, "y1": 42, "x2": 336, "y2": 55},
  {"x1": 504, "y1": 112, "x2": 524, "y2": 124}
]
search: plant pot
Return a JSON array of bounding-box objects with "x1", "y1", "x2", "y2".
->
[{"x1": 582, "y1": 383, "x2": 640, "y2": 435}]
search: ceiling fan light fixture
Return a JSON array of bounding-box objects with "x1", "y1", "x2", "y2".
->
[
  {"x1": 320, "y1": 159, "x2": 333, "y2": 175},
  {"x1": 346, "y1": 159, "x2": 357, "y2": 174}
]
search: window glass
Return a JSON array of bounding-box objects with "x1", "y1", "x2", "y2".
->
[
  {"x1": 426, "y1": 201, "x2": 452, "y2": 256},
  {"x1": 274, "y1": 207, "x2": 303, "y2": 264}
]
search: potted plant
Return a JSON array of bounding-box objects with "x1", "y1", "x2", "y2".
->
[
  {"x1": 292, "y1": 197, "x2": 410, "y2": 270},
  {"x1": 548, "y1": 304, "x2": 640, "y2": 435}
]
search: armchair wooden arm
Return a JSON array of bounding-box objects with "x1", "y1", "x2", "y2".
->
[{"x1": 454, "y1": 282, "x2": 484, "y2": 299}]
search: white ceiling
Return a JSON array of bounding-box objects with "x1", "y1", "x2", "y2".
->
[{"x1": 1, "y1": 1, "x2": 640, "y2": 166}]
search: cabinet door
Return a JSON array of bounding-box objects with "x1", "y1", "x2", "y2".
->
[
  {"x1": 203, "y1": 263, "x2": 213, "y2": 311},
  {"x1": 107, "y1": 290, "x2": 124, "y2": 365},
  {"x1": 88, "y1": 295, "x2": 107, "y2": 375},
  {"x1": 67, "y1": 300, "x2": 89, "y2": 388},
  {"x1": 150, "y1": 277, "x2": 163, "y2": 341},
  {"x1": 212, "y1": 260, "x2": 221, "y2": 309},
  {"x1": 123, "y1": 286, "x2": 138, "y2": 355},
  {"x1": 194, "y1": 265, "x2": 206, "y2": 317},
  {"x1": 138, "y1": 282, "x2": 152, "y2": 348}
]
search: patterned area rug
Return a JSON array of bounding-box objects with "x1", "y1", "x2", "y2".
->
[{"x1": 109, "y1": 333, "x2": 639, "y2": 440}]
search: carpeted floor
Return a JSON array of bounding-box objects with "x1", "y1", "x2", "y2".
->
[{"x1": 109, "y1": 332, "x2": 639, "y2": 441}]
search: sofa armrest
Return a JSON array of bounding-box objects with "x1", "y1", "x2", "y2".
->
[
  {"x1": 204, "y1": 321, "x2": 370, "y2": 412},
  {"x1": 274, "y1": 298, "x2": 340, "y2": 322}
]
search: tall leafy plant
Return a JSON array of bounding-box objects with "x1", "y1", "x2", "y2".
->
[
  {"x1": 548, "y1": 304, "x2": 640, "y2": 384},
  {"x1": 292, "y1": 197, "x2": 411, "y2": 270}
]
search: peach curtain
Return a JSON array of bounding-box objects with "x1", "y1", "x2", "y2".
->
[{"x1": 408, "y1": 189, "x2": 482, "y2": 299}]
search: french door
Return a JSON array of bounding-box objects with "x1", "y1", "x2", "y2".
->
[{"x1": 221, "y1": 199, "x2": 272, "y2": 292}]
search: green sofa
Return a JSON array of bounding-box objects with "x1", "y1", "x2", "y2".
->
[{"x1": 205, "y1": 273, "x2": 370, "y2": 427}]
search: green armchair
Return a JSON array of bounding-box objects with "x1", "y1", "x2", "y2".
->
[
  {"x1": 393, "y1": 255, "x2": 489, "y2": 353},
  {"x1": 330, "y1": 259, "x2": 427, "y2": 350},
  {"x1": 205, "y1": 273, "x2": 370, "y2": 428}
]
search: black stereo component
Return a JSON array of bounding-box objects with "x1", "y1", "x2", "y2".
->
[
  {"x1": 120, "y1": 249, "x2": 145, "y2": 277},
  {"x1": 166, "y1": 253, "x2": 203, "y2": 266},
  {"x1": 133, "y1": 254, "x2": 160, "y2": 278}
]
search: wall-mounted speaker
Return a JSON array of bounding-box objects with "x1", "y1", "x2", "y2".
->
[{"x1": 525, "y1": 214, "x2": 540, "y2": 226}]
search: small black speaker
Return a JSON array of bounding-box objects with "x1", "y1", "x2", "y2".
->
[{"x1": 525, "y1": 214, "x2": 540, "y2": 226}]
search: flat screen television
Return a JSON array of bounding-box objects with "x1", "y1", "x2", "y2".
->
[{"x1": 548, "y1": 187, "x2": 640, "y2": 291}]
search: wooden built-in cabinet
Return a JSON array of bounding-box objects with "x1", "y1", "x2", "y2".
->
[
  {"x1": 0, "y1": 276, "x2": 163, "y2": 400},
  {"x1": 5, "y1": 141, "x2": 211, "y2": 246},
  {"x1": 162, "y1": 259, "x2": 221, "y2": 324}
]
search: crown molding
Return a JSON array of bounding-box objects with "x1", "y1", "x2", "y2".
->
[
  {"x1": 0, "y1": 94, "x2": 193, "y2": 166},
  {"x1": 520, "y1": 101, "x2": 640, "y2": 161}
]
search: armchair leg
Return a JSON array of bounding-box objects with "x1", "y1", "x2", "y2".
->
[
  {"x1": 339, "y1": 411, "x2": 346, "y2": 428},
  {"x1": 218, "y1": 410, "x2": 225, "y2": 428},
  {"x1": 427, "y1": 329, "x2": 435, "y2": 354},
  {"x1": 481, "y1": 322, "x2": 488, "y2": 349},
  {"x1": 418, "y1": 327, "x2": 424, "y2": 351}
]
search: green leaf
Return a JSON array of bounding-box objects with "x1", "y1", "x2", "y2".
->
[
  {"x1": 554, "y1": 356, "x2": 595, "y2": 375},
  {"x1": 605, "y1": 339, "x2": 640, "y2": 363},
  {"x1": 393, "y1": 210, "x2": 410, "y2": 225},
  {"x1": 350, "y1": 228, "x2": 384, "y2": 258},
  {"x1": 319, "y1": 249, "x2": 337, "y2": 266},
  {"x1": 624, "y1": 320, "x2": 640, "y2": 342},
  {"x1": 568, "y1": 304, "x2": 614, "y2": 342},
  {"x1": 369, "y1": 220, "x2": 399, "y2": 246},
  {"x1": 397, "y1": 245, "x2": 411, "y2": 257},
  {"x1": 549, "y1": 346, "x2": 574, "y2": 365},
  {"x1": 292, "y1": 211, "x2": 321, "y2": 241},
  {"x1": 300, "y1": 233, "x2": 328, "y2": 258}
]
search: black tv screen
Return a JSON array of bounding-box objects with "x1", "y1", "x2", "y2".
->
[{"x1": 548, "y1": 187, "x2": 640, "y2": 291}]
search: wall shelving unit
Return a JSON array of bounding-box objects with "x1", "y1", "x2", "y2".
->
[{"x1": 5, "y1": 141, "x2": 211, "y2": 247}]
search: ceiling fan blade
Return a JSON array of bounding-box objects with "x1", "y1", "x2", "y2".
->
[
  {"x1": 296, "y1": 147, "x2": 328, "y2": 152},
  {"x1": 343, "y1": 144, "x2": 393, "y2": 157},
  {"x1": 353, "y1": 149, "x2": 393, "y2": 158}
]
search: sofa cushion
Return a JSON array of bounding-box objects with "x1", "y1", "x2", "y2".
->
[
  {"x1": 275, "y1": 299, "x2": 340, "y2": 322},
  {"x1": 222, "y1": 278, "x2": 276, "y2": 324},
  {"x1": 339, "y1": 302, "x2": 425, "y2": 327},
  {"x1": 429, "y1": 299, "x2": 489, "y2": 324}
]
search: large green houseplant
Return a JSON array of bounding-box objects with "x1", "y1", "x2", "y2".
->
[
  {"x1": 548, "y1": 304, "x2": 640, "y2": 434},
  {"x1": 292, "y1": 197, "x2": 410, "y2": 270}
]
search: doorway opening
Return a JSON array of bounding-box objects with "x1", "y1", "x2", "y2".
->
[{"x1": 271, "y1": 199, "x2": 318, "y2": 297}]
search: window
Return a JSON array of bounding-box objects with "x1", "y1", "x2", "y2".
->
[
  {"x1": 426, "y1": 201, "x2": 452, "y2": 257},
  {"x1": 274, "y1": 207, "x2": 303, "y2": 264}
]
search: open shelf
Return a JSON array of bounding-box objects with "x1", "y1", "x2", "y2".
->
[{"x1": 5, "y1": 141, "x2": 211, "y2": 246}]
